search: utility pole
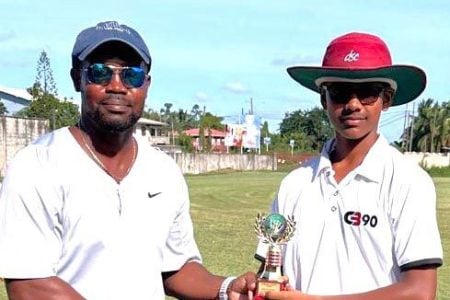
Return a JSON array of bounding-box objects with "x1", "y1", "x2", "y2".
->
[
  {"x1": 402, "y1": 104, "x2": 409, "y2": 151},
  {"x1": 408, "y1": 102, "x2": 416, "y2": 152}
]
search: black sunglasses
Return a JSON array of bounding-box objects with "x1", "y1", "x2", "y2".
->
[
  {"x1": 83, "y1": 63, "x2": 147, "y2": 88},
  {"x1": 321, "y1": 82, "x2": 389, "y2": 105}
]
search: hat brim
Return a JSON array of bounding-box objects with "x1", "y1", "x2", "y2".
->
[{"x1": 287, "y1": 65, "x2": 426, "y2": 106}]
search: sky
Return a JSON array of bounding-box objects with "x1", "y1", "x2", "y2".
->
[{"x1": 1, "y1": 0, "x2": 449, "y2": 143}]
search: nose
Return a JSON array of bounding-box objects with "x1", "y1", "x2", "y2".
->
[
  {"x1": 345, "y1": 94, "x2": 363, "y2": 110},
  {"x1": 106, "y1": 72, "x2": 127, "y2": 93}
]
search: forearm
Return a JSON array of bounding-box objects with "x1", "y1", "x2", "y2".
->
[
  {"x1": 316, "y1": 269, "x2": 436, "y2": 300},
  {"x1": 264, "y1": 269, "x2": 437, "y2": 300},
  {"x1": 6, "y1": 277, "x2": 84, "y2": 300},
  {"x1": 303, "y1": 282, "x2": 435, "y2": 300},
  {"x1": 163, "y1": 261, "x2": 225, "y2": 300}
]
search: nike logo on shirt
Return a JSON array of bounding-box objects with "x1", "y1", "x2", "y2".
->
[{"x1": 148, "y1": 192, "x2": 162, "y2": 198}]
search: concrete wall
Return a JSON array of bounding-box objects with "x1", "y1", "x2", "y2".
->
[
  {"x1": 403, "y1": 152, "x2": 450, "y2": 168},
  {"x1": 0, "y1": 116, "x2": 49, "y2": 176},
  {"x1": 170, "y1": 152, "x2": 277, "y2": 174}
]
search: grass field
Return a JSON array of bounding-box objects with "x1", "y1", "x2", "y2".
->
[{"x1": 0, "y1": 172, "x2": 448, "y2": 299}]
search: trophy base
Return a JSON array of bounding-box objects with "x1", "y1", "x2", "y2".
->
[{"x1": 256, "y1": 278, "x2": 286, "y2": 293}]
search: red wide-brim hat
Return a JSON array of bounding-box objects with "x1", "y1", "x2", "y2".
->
[{"x1": 287, "y1": 32, "x2": 426, "y2": 106}]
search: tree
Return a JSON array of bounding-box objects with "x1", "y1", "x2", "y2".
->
[
  {"x1": 0, "y1": 101, "x2": 8, "y2": 115},
  {"x1": 189, "y1": 104, "x2": 202, "y2": 127},
  {"x1": 279, "y1": 107, "x2": 333, "y2": 152},
  {"x1": 142, "y1": 107, "x2": 161, "y2": 121},
  {"x1": 261, "y1": 121, "x2": 270, "y2": 137},
  {"x1": 14, "y1": 51, "x2": 79, "y2": 129},
  {"x1": 15, "y1": 94, "x2": 79, "y2": 130},
  {"x1": 161, "y1": 103, "x2": 173, "y2": 121},
  {"x1": 15, "y1": 85, "x2": 79, "y2": 130},
  {"x1": 35, "y1": 50, "x2": 58, "y2": 95},
  {"x1": 198, "y1": 112, "x2": 224, "y2": 152},
  {"x1": 409, "y1": 99, "x2": 450, "y2": 152}
]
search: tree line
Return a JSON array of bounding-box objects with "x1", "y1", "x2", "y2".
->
[{"x1": 1, "y1": 51, "x2": 448, "y2": 154}]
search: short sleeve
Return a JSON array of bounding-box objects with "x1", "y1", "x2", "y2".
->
[
  {"x1": 0, "y1": 149, "x2": 63, "y2": 278},
  {"x1": 161, "y1": 174, "x2": 201, "y2": 272},
  {"x1": 392, "y1": 170, "x2": 443, "y2": 271}
]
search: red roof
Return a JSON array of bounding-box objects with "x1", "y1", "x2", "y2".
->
[{"x1": 184, "y1": 128, "x2": 226, "y2": 138}]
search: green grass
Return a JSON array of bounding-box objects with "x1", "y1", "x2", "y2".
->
[
  {"x1": 187, "y1": 171, "x2": 284, "y2": 276},
  {"x1": 435, "y1": 177, "x2": 450, "y2": 298},
  {"x1": 1, "y1": 173, "x2": 448, "y2": 299}
]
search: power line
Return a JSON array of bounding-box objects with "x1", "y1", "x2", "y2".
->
[{"x1": 379, "y1": 115, "x2": 405, "y2": 127}]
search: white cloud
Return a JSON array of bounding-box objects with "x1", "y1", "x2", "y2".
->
[
  {"x1": 194, "y1": 91, "x2": 210, "y2": 103},
  {"x1": 223, "y1": 81, "x2": 249, "y2": 94}
]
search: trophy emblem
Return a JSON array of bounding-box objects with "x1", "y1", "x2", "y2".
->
[{"x1": 254, "y1": 212, "x2": 296, "y2": 295}]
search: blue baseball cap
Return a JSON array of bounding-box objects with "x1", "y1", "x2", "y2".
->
[{"x1": 72, "y1": 21, "x2": 151, "y2": 70}]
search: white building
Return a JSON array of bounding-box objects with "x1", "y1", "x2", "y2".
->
[
  {"x1": 134, "y1": 117, "x2": 170, "y2": 145},
  {"x1": 0, "y1": 85, "x2": 32, "y2": 115}
]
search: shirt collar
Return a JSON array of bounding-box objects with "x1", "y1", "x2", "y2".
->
[
  {"x1": 314, "y1": 139, "x2": 335, "y2": 178},
  {"x1": 313, "y1": 135, "x2": 389, "y2": 183}
]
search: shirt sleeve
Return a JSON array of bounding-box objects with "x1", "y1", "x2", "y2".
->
[
  {"x1": 161, "y1": 171, "x2": 202, "y2": 272},
  {"x1": 391, "y1": 169, "x2": 443, "y2": 271},
  {"x1": 0, "y1": 149, "x2": 63, "y2": 279}
]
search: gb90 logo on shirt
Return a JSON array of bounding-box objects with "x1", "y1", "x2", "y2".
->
[{"x1": 344, "y1": 211, "x2": 378, "y2": 227}]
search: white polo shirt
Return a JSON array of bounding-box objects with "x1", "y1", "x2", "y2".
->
[
  {"x1": 0, "y1": 127, "x2": 201, "y2": 299},
  {"x1": 256, "y1": 135, "x2": 443, "y2": 295}
]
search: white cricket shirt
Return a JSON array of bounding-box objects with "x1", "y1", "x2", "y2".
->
[{"x1": 256, "y1": 135, "x2": 443, "y2": 295}]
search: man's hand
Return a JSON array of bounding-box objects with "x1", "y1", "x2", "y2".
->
[{"x1": 228, "y1": 272, "x2": 257, "y2": 300}]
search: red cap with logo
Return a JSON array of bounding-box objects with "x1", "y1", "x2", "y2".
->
[{"x1": 287, "y1": 32, "x2": 426, "y2": 106}]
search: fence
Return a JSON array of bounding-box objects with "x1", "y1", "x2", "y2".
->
[
  {"x1": 403, "y1": 152, "x2": 450, "y2": 168},
  {"x1": 170, "y1": 152, "x2": 277, "y2": 174},
  {"x1": 0, "y1": 116, "x2": 49, "y2": 176}
]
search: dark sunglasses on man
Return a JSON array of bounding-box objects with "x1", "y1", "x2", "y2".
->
[
  {"x1": 82, "y1": 63, "x2": 148, "y2": 89},
  {"x1": 321, "y1": 82, "x2": 393, "y2": 105}
]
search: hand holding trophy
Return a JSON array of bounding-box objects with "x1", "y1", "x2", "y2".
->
[{"x1": 254, "y1": 213, "x2": 296, "y2": 298}]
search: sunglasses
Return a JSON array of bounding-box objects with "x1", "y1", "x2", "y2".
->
[
  {"x1": 83, "y1": 63, "x2": 147, "y2": 88},
  {"x1": 321, "y1": 82, "x2": 389, "y2": 105}
]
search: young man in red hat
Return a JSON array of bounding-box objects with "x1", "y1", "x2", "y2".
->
[{"x1": 255, "y1": 32, "x2": 443, "y2": 299}]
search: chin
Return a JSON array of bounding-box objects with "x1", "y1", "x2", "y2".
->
[
  {"x1": 339, "y1": 129, "x2": 375, "y2": 141},
  {"x1": 93, "y1": 112, "x2": 140, "y2": 133}
]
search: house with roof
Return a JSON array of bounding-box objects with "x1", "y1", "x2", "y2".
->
[
  {"x1": 184, "y1": 128, "x2": 226, "y2": 152},
  {"x1": 134, "y1": 117, "x2": 170, "y2": 145},
  {"x1": 0, "y1": 85, "x2": 32, "y2": 115}
]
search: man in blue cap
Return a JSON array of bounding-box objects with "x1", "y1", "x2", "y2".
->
[{"x1": 0, "y1": 21, "x2": 255, "y2": 299}]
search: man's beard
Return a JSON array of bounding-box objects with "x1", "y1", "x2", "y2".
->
[{"x1": 89, "y1": 110, "x2": 141, "y2": 133}]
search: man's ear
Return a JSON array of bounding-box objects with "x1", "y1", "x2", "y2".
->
[
  {"x1": 70, "y1": 68, "x2": 81, "y2": 92},
  {"x1": 143, "y1": 75, "x2": 151, "y2": 90}
]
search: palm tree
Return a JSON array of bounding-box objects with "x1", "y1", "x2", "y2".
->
[
  {"x1": 412, "y1": 99, "x2": 450, "y2": 152},
  {"x1": 435, "y1": 101, "x2": 450, "y2": 151}
]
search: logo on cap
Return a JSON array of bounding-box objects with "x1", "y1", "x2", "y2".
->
[
  {"x1": 95, "y1": 21, "x2": 131, "y2": 34},
  {"x1": 343, "y1": 50, "x2": 359, "y2": 62}
]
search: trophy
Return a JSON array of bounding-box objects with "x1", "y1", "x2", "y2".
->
[{"x1": 254, "y1": 212, "x2": 296, "y2": 295}]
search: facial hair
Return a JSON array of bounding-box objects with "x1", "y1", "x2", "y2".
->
[{"x1": 89, "y1": 109, "x2": 142, "y2": 133}]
